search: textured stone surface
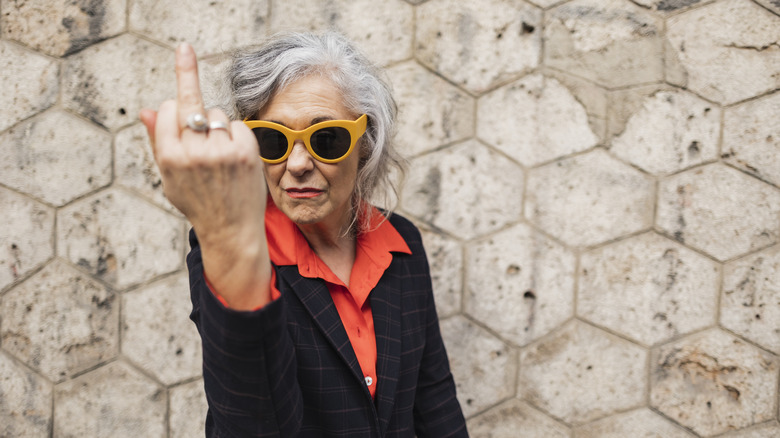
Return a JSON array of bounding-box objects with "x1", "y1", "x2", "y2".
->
[
  {"x1": 666, "y1": 0, "x2": 780, "y2": 105},
  {"x1": 520, "y1": 321, "x2": 647, "y2": 424},
  {"x1": 467, "y1": 399, "x2": 570, "y2": 438},
  {"x1": 0, "y1": 0, "x2": 126, "y2": 57},
  {"x1": 115, "y1": 123, "x2": 177, "y2": 213},
  {"x1": 402, "y1": 140, "x2": 524, "y2": 240},
  {"x1": 722, "y1": 92, "x2": 780, "y2": 186},
  {"x1": 651, "y1": 329, "x2": 779, "y2": 436},
  {"x1": 170, "y1": 379, "x2": 208, "y2": 438},
  {"x1": 632, "y1": 0, "x2": 708, "y2": 13},
  {"x1": 574, "y1": 407, "x2": 695, "y2": 437},
  {"x1": 0, "y1": 41, "x2": 58, "y2": 132},
  {"x1": 721, "y1": 246, "x2": 780, "y2": 355},
  {"x1": 579, "y1": 232, "x2": 719, "y2": 346},
  {"x1": 0, "y1": 110, "x2": 112, "y2": 206},
  {"x1": 420, "y1": 229, "x2": 462, "y2": 319},
  {"x1": 415, "y1": 0, "x2": 542, "y2": 93},
  {"x1": 130, "y1": 0, "x2": 268, "y2": 56},
  {"x1": 465, "y1": 224, "x2": 575, "y2": 346},
  {"x1": 57, "y1": 189, "x2": 184, "y2": 289},
  {"x1": 54, "y1": 361, "x2": 166, "y2": 437},
  {"x1": 270, "y1": 0, "x2": 413, "y2": 67},
  {"x1": 719, "y1": 422, "x2": 780, "y2": 438},
  {"x1": 657, "y1": 163, "x2": 780, "y2": 261},
  {"x1": 0, "y1": 260, "x2": 118, "y2": 382},
  {"x1": 0, "y1": 188, "x2": 54, "y2": 291},
  {"x1": 525, "y1": 148, "x2": 654, "y2": 247},
  {"x1": 0, "y1": 352, "x2": 52, "y2": 438},
  {"x1": 440, "y1": 316, "x2": 516, "y2": 417},
  {"x1": 122, "y1": 274, "x2": 202, "y2": 385},
  {"x1": 387, "y1": 61, "x2": 474, "y2": 157},
  {"x1": 544, "y1": 0, "x2": 664, "y2": 88},
  {"x1": 63, "y1": 34, "x2": 175, "y2": 129},
  {"x1": 611, "y1": 90, "x2": 720, "y2": 175},
  {"x1": 478, "y1": 73, "x2": 598, "y2": 167}
]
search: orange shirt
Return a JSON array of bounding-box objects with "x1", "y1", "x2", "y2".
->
[{"x1": 209, "y1": 201, "x2": 411, "y2": 398}]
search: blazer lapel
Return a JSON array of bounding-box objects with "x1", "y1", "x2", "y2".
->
[
  {"x1": 370, "y1": 263, "x2": 403, "y2": 435},
  {"x1": 276, "y1": 266, "x2": 366, "y2": 387}
]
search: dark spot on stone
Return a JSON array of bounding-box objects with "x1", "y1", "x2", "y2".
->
[
  {"x1": 436, "y1": 31, "x2": 442, "y2": 38},
  {"x1": 704, "y1": 107, "x2": 711, "y2": 114},
  {"x1": 175, "y1": 348, "x2": 183, "y2": 356},
  {"x1": 654, "y1": 312, "x2": 667, "y2": 321},
  {"x1": 656, "y1": 0, "x2": 701, "y2": 12},
  {"x1": 673, "y1": 230, "x2": 684, "y2": 243},
  {"x1": 496, "y1": 32, "x2": 503, "y2": 39},
  {"x1": 118, "y1": 107, "x2": 126, "y2": 115},
  {"x1": 706, "y1": 400, "x2": 712, "y2": 408},
  {"x1": 506, "y1": 264, "x2": 521, "y2": 275},
  {"x1": 755, "y1": 314, "x2": 761, "y2": 320},
  {"x1": 466, "y1": 398, "x2": 473, "y2": 405},
  {"x1": 26, "y1": 304, "x2": 33, "y2": 312},
  {"x1": 523, "y1": 290, "x2": 536, "y2": 300},
  {"x1": 586, "y1": 365, "x2": 592, "y2": 370},
  {"x1": 688, "y1": 141, "x2": 700, "y2": 157},
  {"x1": 11, "y1": 243, "x2": 17, "y2": 250}
]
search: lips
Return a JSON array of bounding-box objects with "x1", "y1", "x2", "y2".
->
[{"x1": 285, "y1": 187, "x2": 324, "y2": 199}]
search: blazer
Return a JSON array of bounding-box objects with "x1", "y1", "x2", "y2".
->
[{"x1": 186, "y1": 213, "x2": 468, "y2": 437}]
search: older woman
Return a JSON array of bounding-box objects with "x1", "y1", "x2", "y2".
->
[{"x1": 141, "y1": 32, "x2": 467, "y2": 437}]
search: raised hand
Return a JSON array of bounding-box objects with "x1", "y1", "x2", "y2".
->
[{"x1": 141, "y1": 43, "x2": 271, "y2": 310}]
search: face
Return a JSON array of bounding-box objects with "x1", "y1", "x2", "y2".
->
[{"x1": 257, "y1": 75, "x2": 361, "y2": 232}]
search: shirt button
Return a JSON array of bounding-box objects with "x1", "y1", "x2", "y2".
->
[{"x1": 365, "y1": 376, "x2": 373, "y2": 387}]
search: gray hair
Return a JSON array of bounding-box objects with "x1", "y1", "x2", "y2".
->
[{"x1": 220, "y1": 31, "x2": 404, "y2": 233}]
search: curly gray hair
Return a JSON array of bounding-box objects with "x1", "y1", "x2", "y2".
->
[{"x1": 219, "y1": 31, "x2": 404, "y2": 233}]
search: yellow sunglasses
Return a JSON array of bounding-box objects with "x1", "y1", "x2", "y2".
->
[{"x1": 243, "y1": 114, "x2": 367, "y2": 164}]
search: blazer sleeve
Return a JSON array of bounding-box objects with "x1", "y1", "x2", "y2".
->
[
  {"x1": 399, "y1": 223, "x2": 468, "y2": 437},
  {"x1": 187, "y1": 229, "x2": 302, "y2": 437}
]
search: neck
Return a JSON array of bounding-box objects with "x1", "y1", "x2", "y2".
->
[{"x1": 296, "y1": 207, "x2": 357, "y2": 286}]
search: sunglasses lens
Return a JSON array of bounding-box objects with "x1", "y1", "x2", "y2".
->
[
  {"x1": 310, "y1": 127, "x2": 352, "y2": 160},
  {"x1": 253, "y1": 128, "x2": 288, "y2": 161}
]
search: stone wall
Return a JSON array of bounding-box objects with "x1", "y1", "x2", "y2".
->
[{"x1": 1, "y1": 0, "x2": 779, "y2": 436}]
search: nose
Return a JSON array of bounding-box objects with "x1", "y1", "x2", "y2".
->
[{"x1": 285, "y1": 140, "x2": 314, "y2": 175}]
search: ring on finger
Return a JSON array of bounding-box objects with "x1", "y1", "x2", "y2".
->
[
  {"x1": 208, "y1": 121, "x2": 230, "y2": 132},
  {"x1": 185, "y1": 113, "x2": 209, "y2": 132}
]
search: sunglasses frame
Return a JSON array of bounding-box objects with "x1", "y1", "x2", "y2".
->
[{"x1": 243, "y1": 114, "x2": 368, "y2": 164}]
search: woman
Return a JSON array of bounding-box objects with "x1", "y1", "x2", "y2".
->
[{"x1": 141, "y1": 32, "x2": 467, "y2": 437}]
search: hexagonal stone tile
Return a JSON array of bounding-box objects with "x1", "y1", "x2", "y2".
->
[
  {"x1": 722, "y1": 92, "x2": 780, "y2": 186},
  {"x1": 122, "y1": 274, "x2": 202, "y2": 385},
  {"x1": 62, "y1": 34, "x2": 176, "y2": 130},
  {"x1": 611, "y1": 90, "x2": 721, "y2": 175},
  {"x1": 0, "y1": 260, "x2": 118, "y2": 382},
  {"x1": 477, "y1": 73, "x2": 598, "y2": 167},
  {"x1": 440, "y1": 315, "x2": 516, "y2": 417},
  {"x1": 666, "y1": 0, "x2": 780, "y2": 105},
  {"x1": 387, "y1": 61, "x2": 474, "y2": 157},
  {"x1": 650, "y1": 329, "x2": 779, "y2": 436},
  {"x1": 544, "y1": 0, "x2": 664, "y2": 89},
  {"x1": 719, "y1": 422, "x2": 780, "y2": 438},
  {"x1": 420, "y1": 228, "x2": 462, "y2": 319},
  {"x1": 542, "y1": 68, "x2": 609, "y2": 140},
  {"x1": 657, "y1": 163, "x2": 780, "y2": 261},
  {"x1": 574, "y1": 407, "x2": 695, "y2": 438},
  {"x1": 115, "y1": 123, "x2": 177, "y2": 214},
  {"x1": 1, "y1": 0, "x2": 126, "y2": 57},
  {"x1": 170, "y1": 379, "x2": 208, "y2": 438},
  {"x1": 0, "y1": 41, "x2": 58, "y2": 133},
  {"x1": 525, "y1": 148, "x2": 654, "y2": 248},
  {"x1": 0, "y1": 188, "x2": 54, "y2": 291},
  {"x1": 0, "y1": 352, "x2": 52, "y2": 438},
  {"x1": 465, "y1": 224, "x2": 575, "y2": 347},
  {"x1": 54, "y1": 361, "x2": 166, "y2": 437},
  {"x1": 467, "y1": 399, "x2": 570, "y2": 438},
  {"x1": 57, "y1": 188, "x2": 184, "y2": 289},
  {"x1": 606, "y1": 84, "x2": 668, "y2": 139},
  {"x1": 415, "y1": 0, "x2": 542, "y2": 94},
  {"x1": 721, "y1": 246, "x2": 780, "y2": 355},
  {"x1": 401, "y1": 140, "x2": 524, "y2": 240},
  {"x1": 269, "y1": 0, "x2": 413, "y2": 67},
  {"x1": 0, "y1": 110, "x2": 112, "y2": 206},
  {"x1": 519, "y1": 321, "x2": 647, "y2": 425},
  {"x1": 579, "y1": 232, "x2": 719, "y2": 346},
  {"x1": 130, "y1": 0, "x2": 268, "y2": 57}
]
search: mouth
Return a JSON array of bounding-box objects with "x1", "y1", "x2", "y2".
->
[{"x1": 285, "y1": 187, "x2": 324, "y2": 199}]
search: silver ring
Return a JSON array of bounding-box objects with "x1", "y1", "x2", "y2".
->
[
  {"x1": 185, "y1": 113, "x2": 209, "y2": 132},
  {"x1": 208, "y1": 121, "x2": 230, "y2": 132}
]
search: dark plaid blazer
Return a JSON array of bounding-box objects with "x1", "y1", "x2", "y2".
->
[{"x1": 187, "y1": 213, "x2": 468, "y2": 437}]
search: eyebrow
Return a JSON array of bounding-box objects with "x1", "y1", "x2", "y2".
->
[{"x1": 265, "y1": 116, "x2": 335, "y2": 128}]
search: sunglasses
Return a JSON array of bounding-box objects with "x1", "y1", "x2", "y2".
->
[{"x1": 243, "y1": 114, "x2": 367, "y2": 164}]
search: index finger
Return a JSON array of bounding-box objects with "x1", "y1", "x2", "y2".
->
[{"x1": 175, "y1": 42, "x2": 206, "y2": 131}]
